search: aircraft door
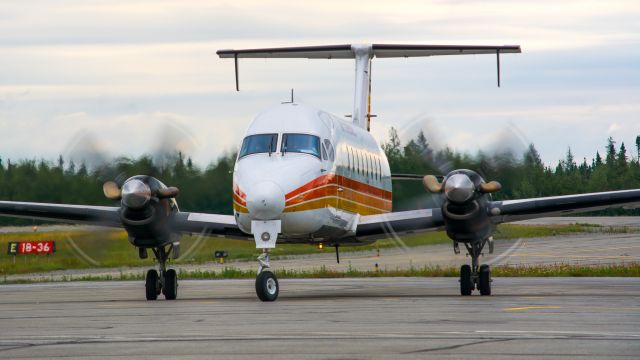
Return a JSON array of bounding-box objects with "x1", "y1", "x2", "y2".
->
[{"x1": 322, "y1": 139, "x2": 340, "y2": 218}]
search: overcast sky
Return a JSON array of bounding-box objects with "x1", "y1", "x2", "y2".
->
[{"x1": 1, "y1": 0, "x2": 639, "y2": 168}]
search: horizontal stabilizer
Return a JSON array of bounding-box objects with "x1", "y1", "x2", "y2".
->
[
  {"x1": 217, "y1": 43, "x2": 522, "y2": 123},
  {"x1": 217, "y1": 44, "x2": 521, "y2": 59}
]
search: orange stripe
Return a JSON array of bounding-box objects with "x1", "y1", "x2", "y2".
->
[
  {"x1": 338, "y1": 175, "x2": 392, "y2": 200},
  {"x1": 285, "y1": 185, "x2": 391, "y2": 211},
  {"x1": 232, "y1": 193, "x2": 246, "y2": 207},
  {"x1": 286, "y1": 185, "x2": 335, "y2": 206},
  {"x1": 338, "y1": 187, "x2": 392, "y2": 211},
  {"x1": 285, "y1": 174, "x2": 335, "y2": 200},
  {"x1": 285, "y1": 174, "x2": 391, "y2": 201},
  {"x1": 284, "y1": 197, "x2": 388, "y2": 215},
  {"x1": 237, "y1": 196, "x2": 387, "y2": 215}
]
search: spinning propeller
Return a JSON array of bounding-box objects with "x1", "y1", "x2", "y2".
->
[{"x1": 62, "y1": 121, "x2": 196, "y2": 205}]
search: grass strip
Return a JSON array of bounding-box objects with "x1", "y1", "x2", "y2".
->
[
  {"x1": 2, "y1": 263, "x2": 638, "y2": 284},
  {"x1": 1, "y1": 223, "x2": 636, "y2": 276}
]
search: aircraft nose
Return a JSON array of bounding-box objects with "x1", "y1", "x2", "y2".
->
[{"x1": 245, "y1": 181, "x2": 285, "y2": 220}]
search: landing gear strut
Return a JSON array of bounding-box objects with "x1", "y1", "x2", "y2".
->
[
  {"x1": 255, "y1": 249, "x2": 279, "y2": 301},
  {"x1": 144, "y1": 244, "x2": 178, "y2": 300},
  {"x1": 459, "y1": 238, "x2": 492, "y2": 296}
]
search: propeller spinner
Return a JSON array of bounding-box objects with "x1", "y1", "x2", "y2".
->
[
  {"x1": 102, "y1": 177, "x2": 180, "y2": 206},
  {"x1": 422, "y1": 170, "x2": 502, "y2": 202}
]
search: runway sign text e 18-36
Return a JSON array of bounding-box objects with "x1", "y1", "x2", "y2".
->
[{"x1": 7, "y1": 241, "x2": 56, "y2": 255}]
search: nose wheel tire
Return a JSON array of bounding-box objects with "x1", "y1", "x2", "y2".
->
[
  {"x1": 255, "y1": 271, "x2": 279, "y2": 302},
  {"x1": 460, "y1": 264, "x2": 473, "y2": 296},
  {"x1": 478, "y1": 264, "x2": 491, "y2": 296},
  {"x1": 145, "y1": 269, "x2": 160, "y2": 300},
  {"x1": 162, "y1": 269, "x2": 178, "y2": 300}
]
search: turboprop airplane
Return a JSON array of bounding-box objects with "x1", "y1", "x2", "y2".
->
[{"x1": 1, "y1": 44, "x2": 640, "y2": 301}]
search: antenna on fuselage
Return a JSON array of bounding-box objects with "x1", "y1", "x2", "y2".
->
[
  {"x1": 217, "y1": 43, "x2": 521, "y2": 130},
  {"x1": 281, "y1": 88, "x2": 295, "y2": 104}
]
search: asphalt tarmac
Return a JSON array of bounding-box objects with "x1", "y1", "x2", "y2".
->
[{"x1": 0, "y1": 277, "x2": 638, "y2": 359}]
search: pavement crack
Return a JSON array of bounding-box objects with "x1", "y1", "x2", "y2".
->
[{"x1": 403, "y1": 338, "x2": 515, "y2": 354}]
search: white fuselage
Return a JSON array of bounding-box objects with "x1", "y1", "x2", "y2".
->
[{"x1": 232, "y1": 103, "x2": 392, "y2": 244}]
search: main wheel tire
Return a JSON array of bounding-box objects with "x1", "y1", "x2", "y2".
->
[
  {"x1": 145, "y1": 269, "x2": 159, "y2": 301},
  {"x1": 479, "y1": 264, "x2": 491, "y2": 296},
  {"x1": 162, "y1": 269, "x2": 178, "y2": 300},
  {"x1": 255, "y1": 271, "x2": 279, "y2": 302},
  {"x1": 460, "y1": 264, "x2": 473, "y2": 296}
]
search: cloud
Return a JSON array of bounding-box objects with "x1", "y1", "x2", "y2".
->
[{"x1": 0, "y1": 0, "x2": 638, "y2": 169}]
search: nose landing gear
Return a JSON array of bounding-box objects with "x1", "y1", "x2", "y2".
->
[{"x1": 255, "y1": 249, "x2": 279, "y2": 301}]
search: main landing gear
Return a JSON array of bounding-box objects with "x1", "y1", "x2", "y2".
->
[
  {"x1": 255, "y1": 249, "x2": 279, "y2": 301},
  {"x1": 459, "y1": 238, "x2": 492, "y2": 296},
  {"x1": 143, "y1": 245, "x2": 179, "y2": 301}
]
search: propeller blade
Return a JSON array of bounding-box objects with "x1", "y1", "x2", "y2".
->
[
  {"x1": 151, "y1": 122, "x2": 197, "y2": 168},
  {"x1": 392, "y1": 174, "x2": 426, "y2": 181},
  {"x1": 423, "y1": 175, "x2": 443, "y2": 193},
  {"x1": 479, "y1": 181, "x2": 502, "y2": 193},
  {"x1": 157, "y1": 186, "x2": 180, "y2": 199},
  {"x1": 103, "y1": 181, "x2": 122, "y2": 200}
]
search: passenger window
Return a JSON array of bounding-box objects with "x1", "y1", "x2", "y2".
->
[
  {"x1": 364, "y1": 153, "x2": 368, "y2": 177},
  {"x1": 239, "y1": 133, "x2": 278, "y2": 158},
  {"x1": 369, "y1": 155, "x2": 376, "y2": 180},
  {"x1": 282, "y1": 134, "x2": 321, "y2": 158}
]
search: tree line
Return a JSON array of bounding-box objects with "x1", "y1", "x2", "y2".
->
[
  {"x1": 383, "y1": 129, "x2": 640, "y2": 212},
  {"x1": 0, "y1": 132, "x2": 639, "y2": 225}
]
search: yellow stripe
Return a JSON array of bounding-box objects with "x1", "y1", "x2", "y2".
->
[
  {"x1": 233, "y1": 201, "x2": 248, "y2": 213},
  {"x1": 284, "y1": 196, "x2": 388, "y2": 215}
]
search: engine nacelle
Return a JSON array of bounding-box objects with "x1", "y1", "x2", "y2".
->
[
  {"x1": 117, "y1": 175, "x2": 181, "y2": 247},
  {"x1": 439, "y1": 169, "x2": 494, "y2": 243}
]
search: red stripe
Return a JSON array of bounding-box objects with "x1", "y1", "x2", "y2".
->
[
  {"x1": 232, "y1": 193, "x2": 246, "y2": 206},
  {"x1": 285, "y1": 185, "x2": 391, "y2": 211},
  {"x1": 285, "y1": 174, "x2": 391, "y2": 201},
  {"x1": 285, "y1": 174, "x2": 335, "y2": 200},
  {"x1": 233, "y1": 183, "x2": 246, "y2": 199}
]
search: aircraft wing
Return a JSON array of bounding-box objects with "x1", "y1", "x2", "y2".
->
[
  {"x1": 171, "y1": 212, "x2": 249, "y2": 239},
  {"x1": 356, "y1": 208, "x2": 445, "y2": 242},
  {"x1": 0, "y1": 201, "x2": 122, "y2": 227},
  {"x1": 0, "y1": 201, "x2": 248, "y2": 239},
  {"x1": 355, "y1": 189, "x2": 640, "y2": 240},
  {"x1": 489, "y1": 189, "x2": 640, "y2": 224}
]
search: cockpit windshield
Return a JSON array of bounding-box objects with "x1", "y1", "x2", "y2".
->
[
  {"x1": 239, "y1": 133, "x2": 278, "y2": 158},
  {"x1": 282, "y1": 133, "x2": 321, "y2": 158}
]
